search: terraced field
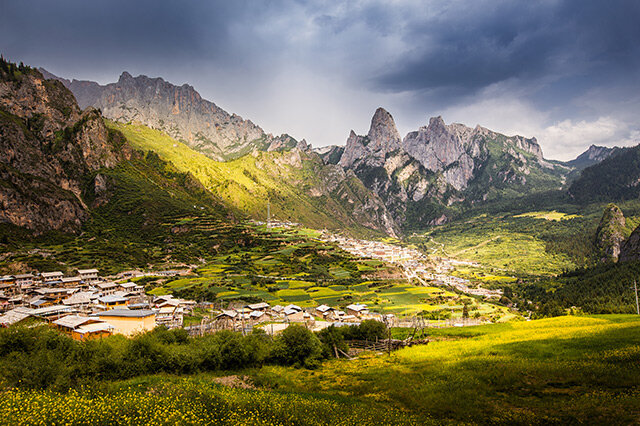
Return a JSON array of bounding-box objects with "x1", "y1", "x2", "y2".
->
[{"x1": 145, "y1": 225, "x2": 511, "y2": 319}]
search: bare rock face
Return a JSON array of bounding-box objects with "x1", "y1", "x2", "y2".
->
[
  {"x1": 565, "y1": 144, "x2": 617, "y2": 170},
  {"x1": 327, "y1": 108, "x2": 566, "y2": 228},
  {"x1": 595, "y1": 204, "x2": 626, "y2": 263},
  {"x1": 620, "y1": 226, "x2": 640, "y2": 263},
  {"x1": 0, "y1": 62, "x2": 128, "y2": 233},
  {"x1": 402, "y1": 117, "x2": 545, "y2": 191},
  {"x1": 44, "y1": 69, "x2": 297, "y2": 161}
]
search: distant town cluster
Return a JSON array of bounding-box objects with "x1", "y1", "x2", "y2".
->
[{"x1": 323, "y1": 234, "x2": 503, "y2": 298}]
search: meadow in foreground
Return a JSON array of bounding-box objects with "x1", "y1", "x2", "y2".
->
[
  {"x1": 254, "y1": 315, "x2": 640, "y2": 424},
  {"x1": 1, "y1": 315, "x2": 638, "y2": 425}
]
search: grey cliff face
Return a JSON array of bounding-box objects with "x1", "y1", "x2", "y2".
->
[
  {"x1": 402, "y1": 116, "x2": 484, "y2": 191},
  {"x1": 595, "y1": 204, "x2": 626, "y2": 263},
  {"x1": 43, "y1": 70, "x2": 295, "y2": 161}
]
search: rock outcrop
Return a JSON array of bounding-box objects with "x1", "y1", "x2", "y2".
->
[
  {"x1": 595, "y1": 204, "x2": 626, "y2": 262},
  {"x1": 339, "y1": 107, "x2": 401, "y2": 169},
  {"x1": 0, "y1": 60, "x2": 131, "y2": 233},
  {"x1": 565, "y1": 145, "x2": 617, "y2": 170},
  {"x1": 620, "y1": 225, "x2": 640, "y2": 262},
  {"x1": 42, "y1": 69, "x2": 297, "y2": 161}
]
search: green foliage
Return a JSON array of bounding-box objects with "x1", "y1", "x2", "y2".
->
[
  {"x1": 271, "y1": 325, "x2": 323, "y2": 368},
  {"x1": 521, "y1": 261, "x2": 640, "y2": 314},
  {"x1": 256, "y1": 315, "x2": 640, "y2": 424},
  {"x1": 106, "y1": 120, "x2": 386, "y2": 236},
  {"x1": 341, "y1": 319, "x2": 387, "y2": 341},
  {"x1": 0, "y1": 325, "x2": 328, "y2": 391}
]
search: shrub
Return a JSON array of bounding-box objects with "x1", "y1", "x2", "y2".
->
[{"x1": 271, "y1": 325, "x2": 322, "y2": 368}]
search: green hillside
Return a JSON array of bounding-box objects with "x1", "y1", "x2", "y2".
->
[
  {"x1": 107, "y1": 121, "x2": 390, "y2": 236},
  {"x1": 257, "y1": 315, "x2": 640, "y2": 424},
  {"x1": 569, "y1": 144, "x2": 640, "y2": 203}
]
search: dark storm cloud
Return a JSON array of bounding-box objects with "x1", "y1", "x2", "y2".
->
[
  {"x1": 0, "y1": 0, "x2": 638, "y2": 157},
  {"x1": 373, "y1": 0, "x2": 640, "y2": 100},
  {"x1": 0, "y1": 0, "x2": 263, "y2": 77}
]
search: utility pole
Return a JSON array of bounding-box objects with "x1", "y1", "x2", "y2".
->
[
  {"x1": 267, "y1": 200, "x2": 271, "y2": 229},
  {"x1": 634, "y1": 280, "x2": 640, "y2": 315}
]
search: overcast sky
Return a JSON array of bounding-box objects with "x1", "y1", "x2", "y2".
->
[{"x1": 2, "y1": 0, "x2": 639, "y2": 160}]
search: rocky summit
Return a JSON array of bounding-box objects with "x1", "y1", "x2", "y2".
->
[
  {"x1": 595, "y1": 203, "x2": 626, "y2": 262},
  {"x1": 0, "y1": 61, "x2": 132, "y2": 233},
  {"x1": 40, "y1": 69, "x2": 298, "y2": 161}
]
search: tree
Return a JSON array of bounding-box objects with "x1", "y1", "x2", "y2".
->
[
  {"x1": 317, "y1": 326, "x2": 348, "y2": 358},
  {"x1": 462, "y1": 303, "x2": 470, "y2": 319}
]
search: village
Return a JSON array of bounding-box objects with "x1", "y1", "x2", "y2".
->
[
  {"x1": 0, "y1": 268, "x2": 396, "y2": 340},
  {"x1": 323, "y1": 233, "x2": 503, "y2": 298},
  {"x1": 0, "y1": 228, "x2": 506, "y2": 340}
]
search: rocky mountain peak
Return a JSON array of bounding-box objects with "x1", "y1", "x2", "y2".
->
[
  {"x1": 42, "y1": 69, "x2": 287, "y2": 161},
  {"x1": 368, "y1": 108, "x2": 401, "y2": 144},
  {"x1": 1, "y1": 59, "x2": 131, "y2": 233},
  {"x1": 339, "y1": 108, "x2": 401, "y2": 169},
  {"x1": 565, "y1": 144, "x2": 617, "y2": 170},
  {"x1": 427, "y1": 115, "x2": 446, "y2": 131},
  {"x1": 595, "y1": 203, "x2": 626, "y2": 263},
  {"x1": 118, "y1": 71, "x2": 133, "y2": 82}
]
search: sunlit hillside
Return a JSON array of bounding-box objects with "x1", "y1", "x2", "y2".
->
[{"x1": 107, "y1": 121, "x2": 390, "y2": 236}]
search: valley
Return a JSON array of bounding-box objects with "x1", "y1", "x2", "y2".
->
[{"x1": 2, "y1": 55, "x2": 640, "y2": 425}]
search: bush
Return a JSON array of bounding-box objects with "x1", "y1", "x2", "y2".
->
[
  {"x1": 341, "y1": 319, "x2": 387, "y2": 341},
  {"x1": 271, "y1": 325, "x2": 322, "y2": 368}
]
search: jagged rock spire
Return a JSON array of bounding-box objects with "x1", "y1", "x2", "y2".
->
[
  {"x1": 367, "y1": 107, "x2": 401, "y2": 152},
  {"x1": 339, "y1": 107, "x2": 401, "y2": 168}
]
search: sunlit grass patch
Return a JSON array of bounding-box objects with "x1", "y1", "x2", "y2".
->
[{"x1": 513, "y1": 210, "x2": 581, "y2": 221}]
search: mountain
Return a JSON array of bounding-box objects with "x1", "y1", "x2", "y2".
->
[
  {"x1": 1, "y1": 57, "x2": 236, "y2": 237},
  {"x1": 107, "y1": 121, "x2": 398, "y2": 236},
  {"x1": 39, "y1": 68, "x2": 398, "y2": 236},
  {"x1": 620, "y1": 223, "x2": 640, "y2": 262},
  {"x1": 594, "y1": 204, "x2": 626, "y2": 263},
  {"x1": 564, "y1": 145, "x2": 617, "y2": 170},
  {"x1": 39, "y1": 69, "x2": 297, "y2": 161},
  {"x1": 328, "y1": 108, "x2": 570, "y2": 228},
  {"x1": 568, "y1": 144, "x2": 640, "y2": 203},
  {"x1": 0, "y1": 59, "x2": 134, "y2": 233}
]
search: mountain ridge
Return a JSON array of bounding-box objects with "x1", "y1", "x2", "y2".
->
[{"x1": 39, "y1": 68, "x2": 299, "y2": 161}]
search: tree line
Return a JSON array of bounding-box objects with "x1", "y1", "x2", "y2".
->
[{"x1": 0, "y1": 320, "x2": 387, "y2": 391}]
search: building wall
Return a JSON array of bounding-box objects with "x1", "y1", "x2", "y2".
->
[{"x1": 100, "y1": 315, "x2": 156, "y2": 336}]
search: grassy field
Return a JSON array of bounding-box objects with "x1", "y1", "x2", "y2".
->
[
  {"x1": 2, "y1": 315, "x2": 637, "y2": 424},
  {"x1": 253, "y1": 315, "x2": 640, "y2": 424},
  {"x1": 513, "y1": 210, "x2": 581, "y2": 221},
  {"x1": 413, "y1": 203, "x2": 640, "y2": 277}
]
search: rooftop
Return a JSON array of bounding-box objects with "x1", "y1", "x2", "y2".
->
[{"x1": 96, "y1": 309, "x2": 155, "y2": 318}]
